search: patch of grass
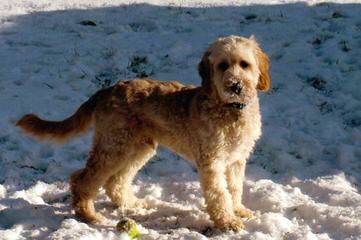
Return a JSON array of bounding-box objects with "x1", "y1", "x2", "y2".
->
[
  {"x1": 101, "y1": 48, "x2": 116, "y2": 59},
  {"x1": 127, "y1": 56, "x2": 154, "y2": 78},
  {"x1": 339, "y1": 40, "x2": 351, "y2": 52},
  {"x1": 310, "y1": 33, "x2": 333, "y2": 48},
  {"x1": 331, "y1": 11, "x2": 346, "y2": 19},
  {"x1": 245, "y1": 14, "x2": 257, "y2": 20},
  {"x1": 344, "y1": 118, "x2": 361, "y2": 129},
  {"x1": 78, "y1": 20, "x2": 97, "y2": 26},
  {"x1": 306, "y1": 76, "x2": 327, "y2": 91},
  {"x1": 128, "y1": 22, "x2": 157, "y2": 32},
  {"x1": 93, "y1": 68, "x2": 122, "y2": 88},
  {"x1": 317, "y1": 101, "x2": 333, "y2": 114}
]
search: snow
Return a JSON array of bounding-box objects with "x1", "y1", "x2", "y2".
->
[{"x1": 1, "y1": 0, "x2": 361, "y2": 239}]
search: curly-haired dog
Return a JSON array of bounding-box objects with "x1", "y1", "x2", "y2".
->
[{"x1": 17, "y1": 35, "x2": 271, "y2": 231}]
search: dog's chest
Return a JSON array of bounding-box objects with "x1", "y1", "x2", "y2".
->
[{"x1": 218, "y1": 114, "x2": 261, "y2": 163}]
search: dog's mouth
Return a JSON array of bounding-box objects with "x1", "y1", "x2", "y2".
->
[
  {"x1": 217, "y1": 79, "x2": 252, "y2": 109},
  {"x1": 225, "y1": 102, "x2": 247, "y2": 109}
]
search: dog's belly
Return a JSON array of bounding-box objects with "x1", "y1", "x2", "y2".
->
[
  {"x1": 165, "y1": 144, "x2": 196, "y2": 164},
  {"x1": 161, "y1": 140, "x2": 196, "y2": 163},
  {"x1": 152, "y1": 128, "x2": 197, "y2": 162}
]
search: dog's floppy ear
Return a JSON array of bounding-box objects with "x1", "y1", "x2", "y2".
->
[
  {"x1": 198, "y1": 50, "x2": 212, "y2": 93},
  {"x1": 251, "y1": 36, "x2": 271, "y2": 91}
]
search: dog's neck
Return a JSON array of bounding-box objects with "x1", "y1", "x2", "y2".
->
[
  {"x1": 225, "y1": 102, "x2": 247, "y2": 110},
  {"x1": 195, "y1": 90, "x2": 256, "y2": 125}
]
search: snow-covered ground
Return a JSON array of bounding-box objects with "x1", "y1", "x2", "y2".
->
[{"x1": 1, "y1": 1, "x2": 361, "y2": 239}]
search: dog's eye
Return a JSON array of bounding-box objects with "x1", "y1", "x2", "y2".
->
[
  {"x1": 218, "y1": 61, "x2": 229, "y2": 72},
  {"x1": 240, "y1": 60, "x2": 249, "y2": 69}
]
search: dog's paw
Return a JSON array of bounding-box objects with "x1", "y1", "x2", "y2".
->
[
  {"x1": 111, "y1": 196, "x2": 149, "y2": 209},
  {"x1": 79, "y1": 212, "x2": 106, "y2": 225},
  {"x1": 215, "y1": 217, "x2": 245, "y2": 232},
  {"x1": 235, "y1": 206, "x2": 255, "y2": 219},
  {"x1": 133, "y1": 198, "x2": 150, "y2": 209},
  {"x1": 92, "y1": 213, "x2": 107, "y2": 224}
]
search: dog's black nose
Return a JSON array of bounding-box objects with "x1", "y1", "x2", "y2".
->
[{"x1": 230, "y1": 82, "x2": 243, "y2": 95}]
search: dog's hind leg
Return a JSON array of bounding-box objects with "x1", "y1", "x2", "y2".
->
[
  {"x1": 70, "y1": 131, "x2": 145, "y2": 224},
  {"x1": 104, "y1": 138, "x2": 157, "y2": 209},
  {"x1": 70, "y1": 168, "x2": 107, "y2": 224}
]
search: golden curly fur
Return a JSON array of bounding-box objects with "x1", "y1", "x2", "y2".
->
[{"x1": 16, "y1": 35, "x2": 271, "y2": 231}]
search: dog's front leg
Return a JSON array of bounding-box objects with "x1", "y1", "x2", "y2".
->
[
  {"x1": 199, "y1": 161, "x2": 245, "y2": 231},
  {"x1": 226, "y1": 160, "x2": 254, "y2": 219}
]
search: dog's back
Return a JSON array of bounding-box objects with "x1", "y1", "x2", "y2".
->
[{"x1": 16, "y1": 79, "x2": 197, "y2": 143}]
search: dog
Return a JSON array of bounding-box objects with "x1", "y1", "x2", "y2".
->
[{"x1": 17, "y1": 35, "x2": 271, "y2": 231}]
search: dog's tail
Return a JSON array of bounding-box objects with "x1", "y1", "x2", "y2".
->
[{"x1": 16, "y1": 88, "x2": 110, "y2": 143}]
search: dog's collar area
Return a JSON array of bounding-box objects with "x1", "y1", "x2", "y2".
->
[{"x1": 226, "y1": 102, "x2": 247, "y2": 109}]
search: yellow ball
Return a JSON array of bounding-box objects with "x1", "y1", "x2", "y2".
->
[{"x1": 116, "y1": 217, "x2": 143, "y2": 239}]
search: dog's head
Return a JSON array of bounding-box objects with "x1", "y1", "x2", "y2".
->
[{"x1": 198, "y1": 35, "x2": 271, "y2": 107}]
